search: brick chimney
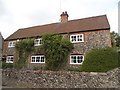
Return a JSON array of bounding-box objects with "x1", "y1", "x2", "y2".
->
[{"x1": 60, "y1": 11, "x2": 69, "y2": 23}]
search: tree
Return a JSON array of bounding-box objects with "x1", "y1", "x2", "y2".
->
[
  {"x1": 111, "y1": 31, "x2": 120, "y2": 47},
  {"x1": 115, "y1": 35, "x2": 120, "y2": 47}
]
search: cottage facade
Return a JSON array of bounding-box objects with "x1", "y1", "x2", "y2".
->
[{"x1": 3, "y1": 12, "x2": 111, "y2": 69}]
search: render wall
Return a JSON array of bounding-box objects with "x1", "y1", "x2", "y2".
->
[
  {"x1": 2, "y1": 68, "x2": 120, "y2": 88},
  {"x1": 0, "y1": 34, "x2": 3, "y2": 60}
]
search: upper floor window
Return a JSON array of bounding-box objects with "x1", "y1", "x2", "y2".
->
[
  {"x1": 31, "y1": 55, "x2": 45, "y2": 63},
  {"x1": 70, "y1": 34, "x2": 84, "y2": 43},
  {"x1": 34, "y1": 38, "x2": 43, "y2": 46},
  {"x1": 8, "y1": 41, "x2": 16, "y2": 48},
  {"x1": 6, "y1": 56, "x2": 14, "y2": 63},
  {"x1": 70, "y1": 54, "x2": 84, "y2": 64}
]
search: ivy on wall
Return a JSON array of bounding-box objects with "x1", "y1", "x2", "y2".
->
[
  {"x1": 42, "y1": 34, "x2": 73, "y2": 70},
  {"x1": 15, "y1": 39, "x2": 34, "y2": 69},
  {"x1": 15, "y1": 33, "x2": 73, "y2": 70}
]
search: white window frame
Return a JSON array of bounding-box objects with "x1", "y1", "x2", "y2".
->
[
  {"x1": 34, "y1": 38, "x2": 43, "y2": 46},
  {"x1": 70, "y1": 55, "x2": 84, "y2": 64},
  {"x1": 8, "y1": 41, "x2": 16, "y2": 48},
  {"x1": 31, "y1": 55, "x2": 45, "y2": 63},
  {"x1": 70, "y1": 34, "x2": 84, "y2": 43},
  {"x1": 6, "y1": 56, "x2": 14, "y2": 63}
]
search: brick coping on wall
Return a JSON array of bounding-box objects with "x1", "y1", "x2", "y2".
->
[
  {"x1": 1, "y1": 67, "x2": 119, "y2": 75},
  {"x1": 0, "y1": 69, "x2": 106, "y2": 75}
]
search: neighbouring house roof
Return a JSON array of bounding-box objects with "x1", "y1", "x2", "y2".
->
[{"x1": 5, "y1": 15, "x2": 110, "y2": 41}]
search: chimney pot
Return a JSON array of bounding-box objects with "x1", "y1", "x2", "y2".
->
[{"x1": 60, "y1": 11, "x2": 69, "y2": 23}]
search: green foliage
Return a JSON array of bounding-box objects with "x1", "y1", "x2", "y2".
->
[
  {"x1": 81, "y1": 48, "x2": 119, "y2": 72},
  {"x1": 111, "y1": 31, "x2": 120, "y2": 47},
  {"x1": 42, "y1": 33, "x2": 73, "y2": 71},
  {"x1": 2, "y1": 62, "x2": 13, "y2": 69},
  {"x1": 116, "y1": 35, "x2": 120, "y2": 47},
  {"x1": 15, "y1": 39, "x2": 34, "y2": 69},
  {"x1": 15, "y1": 33, "x2": 73, "y2": 70}
]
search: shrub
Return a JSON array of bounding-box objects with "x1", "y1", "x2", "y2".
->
[
  {"x1": 2, "y1": 62, "x2": 13, "y2": 69},
  {"x1": 81, "y1": 48, "x2": 119, "y2": 72}
]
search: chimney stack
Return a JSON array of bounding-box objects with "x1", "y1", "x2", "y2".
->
[{"x1": 60, "y1": 11, "x2": 69, "y2": 23}]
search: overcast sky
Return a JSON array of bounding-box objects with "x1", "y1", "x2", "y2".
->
[{"x1": 0, "y1": 0, "x2": 119, "y2": 39}]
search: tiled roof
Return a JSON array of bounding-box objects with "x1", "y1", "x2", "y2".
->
[{"x1": 6, "y1": 15, "x2": 110, "y2": 40}]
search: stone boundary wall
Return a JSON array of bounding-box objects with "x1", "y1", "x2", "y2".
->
[{"x1": 1, "y1": 68, "x2": 120, "y2": 88}]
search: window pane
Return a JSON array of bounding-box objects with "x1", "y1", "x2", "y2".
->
[
  {"x1": 73, "y1": 56, "x2": 76, "y2": 63},
  {"x1": 78, "y1": 56, "x2": 83, "y2": 63},
  {"x1": 41, "y1": 56, "x2": 44, "y2": 62},
  {"x1": 13, "y1": 42, "x2": 16, "y2": 45},
  {"x1": 10, "y1": 57, "x2": 13, "y2": 61},
  {"x1": 32, "y1": 57, "x2": 35, "y2": 62},
  {"x1": 77, "y1": 35, "x2": 79, "y2": 41},
  {"x1": 78, "y1": 59, "x2": 82, "y2": 63},
  {"x1": 80, "y1": 35, "x2": 82, "y2": 37},
  {"x1": 36, "y1": 57, "x2": 40, "y2": 62},
  {"x1": 74, "y1": 36, "x2": 76, "y2": 41},
  {"x1": 80, "y1": 56, "x2": 83, "y2": 59},
  {"x1": 80, "y1": 39, "x2": 82, "y2": 41}
]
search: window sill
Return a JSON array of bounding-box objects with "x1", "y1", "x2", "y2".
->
[
  {"x1": 31, "y1": 62, "x2": 45, "y2": 64},
  {"x1": 34, "y1": 44, "x2": 42, "y2": 46},
  {"x1": 70, "y1": 63, "x2": 83, "y2": 65},
  {"x1": 71, "y1": 41, "x2": 84, "y2": 43}
]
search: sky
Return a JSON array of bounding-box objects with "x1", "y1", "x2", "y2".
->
[{"x1": 0, "y1": 0, "x2": 119, "y2": 39}]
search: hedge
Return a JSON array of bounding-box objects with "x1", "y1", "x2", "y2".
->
[{"x1": 81, "y1": 48, "x2": 119, "y2": 72}]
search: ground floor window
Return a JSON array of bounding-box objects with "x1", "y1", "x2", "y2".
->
[
  {"x1": 70, "y1": 54, "x2": 84, "y2": 64},
  {"x1": 31, "y1": 55, "x2": 45, "y2": 63},
  {"x1": 6, "y1": 56, "x2": 14, "y2": 63}
]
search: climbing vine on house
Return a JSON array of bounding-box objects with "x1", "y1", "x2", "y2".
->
[
  {"x1": 15, "y1": 39, "x2": 34, "y2": 69},
  {"x1": 15, "y1": 33, "x2": 73, "y2": 70},
  {"x1": 41, "y1": 33, "x2": 73, "y2": 70}
]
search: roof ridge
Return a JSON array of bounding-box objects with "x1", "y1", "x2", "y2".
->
[{"x1": 19, "y1": 14, "x2": 107, "y2": 31}]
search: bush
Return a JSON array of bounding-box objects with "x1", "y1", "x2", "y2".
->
[
  {"x1": 2, "y1": 62, "x2": 13, "y2": 69},
  {"x1": 81, "y1": 48, "x2": 119, "y2": 72}
]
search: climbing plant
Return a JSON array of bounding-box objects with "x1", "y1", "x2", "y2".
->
[
  {"x1": 15, "y1": 33, "x2": 73, "y2": 70},
  {"x1": 15, "y1": 39, "x2": 34, "y2": 69},
  {"x1": 41, "y1": 33, "x2": 73, "y2": 70}
]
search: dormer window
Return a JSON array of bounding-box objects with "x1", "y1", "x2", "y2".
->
[
  {"x1": 70, "y1": 34, "x2": 84, "y2": 43},
  {"x1": 8, "y1": 41, "x2": 16, "y2": 48},
  {"x1": 34, "y1": 38, "x2": 43, "y2": 46}
]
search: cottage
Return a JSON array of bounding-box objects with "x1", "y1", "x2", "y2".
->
[{"x1": 3, "y1": 12, "x2": 111, "y2": 69}]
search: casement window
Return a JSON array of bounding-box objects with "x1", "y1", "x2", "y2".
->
[
  {"x1": 70, "y1": 34, "x2": 84, "y2": 43},
  {"x1": 6, "y1": 56, "x2": 14, "y2": 63},
  {"x1": 34, "y1": 38, "x2": 43, "y2": 46},
  {"x1": 31, "y1": 55, "x2": 45, "y2": 63},
  {"x1": 8, "y1": 41, "x2": 16, "y2": 47},
  {"x1": 70, "y1": 54, "x2": 84, "y2": 64}
]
